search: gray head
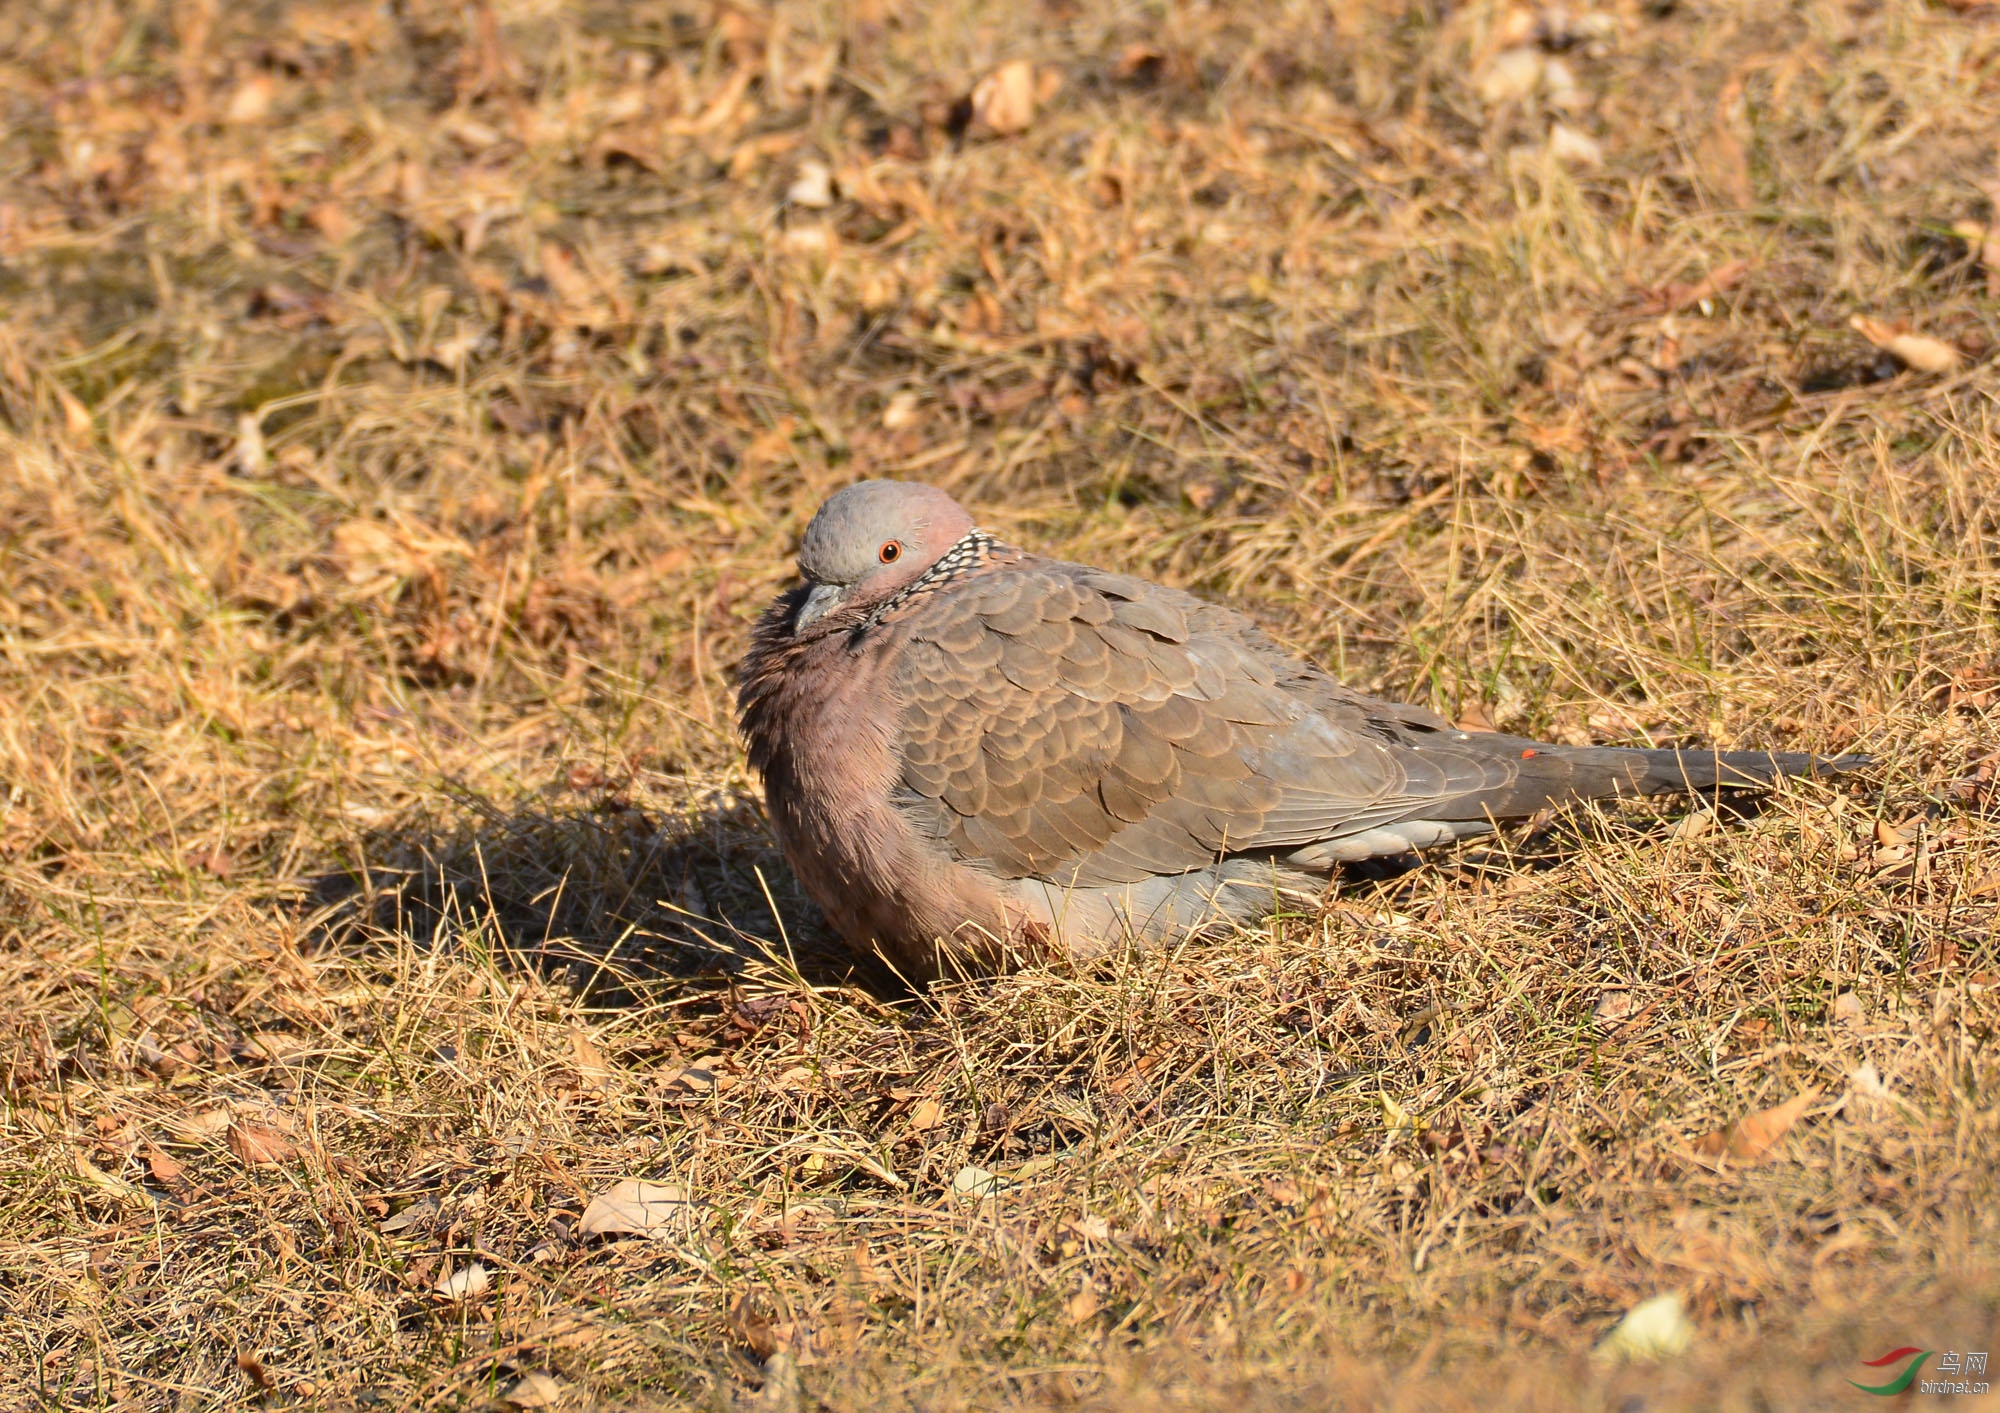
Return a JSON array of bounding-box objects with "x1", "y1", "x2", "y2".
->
[{"x1": 790, "y1": 480, "x2": 976, "y2": 634}]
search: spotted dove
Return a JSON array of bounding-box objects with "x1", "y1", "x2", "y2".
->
[{"x1": 738, "y1": 481, "x2": 1861, "y2": 975}]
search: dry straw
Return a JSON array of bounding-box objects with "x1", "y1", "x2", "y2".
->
[{"x1": 0, "y1": 0, "x2": 1996, "y2": 1408}]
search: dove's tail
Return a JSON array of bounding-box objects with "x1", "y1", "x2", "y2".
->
[
  {"x1": 1628, "y1": 746, "x2": 1872, "y2": 793},
  {"x1": 1428, "y1": 738, "x2": 1873, "y2": 824},
  {"x1": 1277, "y1": 739, "x2": 1871, "y2": 870}
]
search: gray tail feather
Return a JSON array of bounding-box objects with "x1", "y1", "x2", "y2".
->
[
  {"x1": 1632, "y1": 747, "x2": 1871, "y2": 794},
  {"x1": 1436, "y1": 740, "x2": 1872, "y2": 822}
]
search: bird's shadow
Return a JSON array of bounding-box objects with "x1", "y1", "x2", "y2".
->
[
  {"x1": 296, "y1": 786, "x2": 1773, "y2": 1002},
  {"x1": 299, "y1": 784, "x2": 904, "y2": 1004}
]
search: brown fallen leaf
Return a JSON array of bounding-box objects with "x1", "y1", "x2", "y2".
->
[
  {"x1": 1547, "y1": 122, "x2": 1603, "y2": 168},
  {"x1": 1184, "y1": 477, "x2": 1228, "y2": 512},
  {"x1": 130, "y1": 1032, "x2": 177, "y2": 1076},
  {"x1": 1106, "y1": 1044, "x2": 1171, "y2": 1095},
  {"x1": 174, "y1": 1106, "x2": 235, "y2": 1141},
  {"x1": 331, "y1": 516, "x2": 474, "y2": 589},
  {"x1": 1945, "y1": 678, "x2": 1997, "y2": 712},
  {"x1": 1592, "y1": 988, "x2": 1636, "y2": 1025},
  {"x1": 1850, "y1": 315, "x2": 1964, "y2": 374},
  {"x1": 1065, "y1": 1214, "x2": 1113, "y2": 1242},
  {"x1": 73, "y1": 1152, "x2": 152, "y2": 1206},
  {"x1": 1066, "y1": 1287, "x2": 1101, "y2": 1323},
  {"x1": 970, "y1": 60, "x2": 1048, "y2": 135},
  {"x1": 238, "y1": 1031, "x2": 308, "y2": 1064},
  {"x1": 538, "y1": 241, "x2": 617, "y2": 328},
  {"x1": 1732, "y1": 1015, "x2": 1771, "y2": 1046},
  {"x1": 660, "y1": 1059, "x2": 722, "y2": 1094},
  {"x1": 506, "y1": 1372, "x2": 568, "y2": 1408},
  {"x1": 849, "y1": 1241, "x2": 892, "y2": 1286},
  {"x1": 570, "y1": 1027, "x2": 611, "y2": 1090},
  {"x1": 54, "y1": 383, "x2": 94, "y2": 441},
  {"x1": 307, "y1": 201, "x2": 353, "y2": 244},
  {"x1": 1670, "y1": 808, "x2": 1717, "y2": 841},
  {"x1": 730, "y1": 1293, "x2": 781, "y2": 1358},
  {"x1": 143, "y1": 1145, "x2": 185, "y2": 1184},
  {"x1": 227, "y1": 1120, "x2": 298, "y2": 1167},
  {"x1": 1692, "y1": 1085, "x2": 1823, "y2": 1164},
  {"x1": 1475, "y1": 47, "x2": 1543, "y2": 105},
  {"x1": 1642, "y1": 258, "x2": 1750, "y2": 315},
  {"x1": 578, "y1": 1178, "x2": 694, "y2": 1238},
  {"x1": 224, "y1": 75, "x2": 276, "y2": 125},
  {"x1": 188, "y1": 847, "x2": 235, "y2": 878},
  {"x1": 907, "y1": 1097, "x2": 945, "y2": 1133}
]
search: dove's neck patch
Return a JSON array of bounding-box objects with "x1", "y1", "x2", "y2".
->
[{"x1": 859, "y1": 528, "x2": 1005, "y2": 631}]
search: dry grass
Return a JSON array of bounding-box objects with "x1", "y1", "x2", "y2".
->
[{"x1": 3, "y1": 0, "x2": 2000, "y2": 1407}]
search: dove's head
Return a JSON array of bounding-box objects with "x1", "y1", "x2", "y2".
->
[{"x1": 789, "y1": 480, "x2": 977, "y2": 635}]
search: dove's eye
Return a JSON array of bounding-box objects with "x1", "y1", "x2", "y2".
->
[{"x1": 879, "y1": 542, "x2": 901, "y2": 564}]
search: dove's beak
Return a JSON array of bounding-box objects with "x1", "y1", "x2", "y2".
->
[{"x1": 793, "y1": 582, "x2": 846, "y2": 632}]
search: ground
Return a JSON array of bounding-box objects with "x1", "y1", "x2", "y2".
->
[{"x1": 2, "y1": 0, "x2": 1999, "y2": 1408}]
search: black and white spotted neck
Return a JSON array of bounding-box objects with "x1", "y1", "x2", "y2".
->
[{"x1": 858, "y1": 528, "x2": 1007, "y2": 632}]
